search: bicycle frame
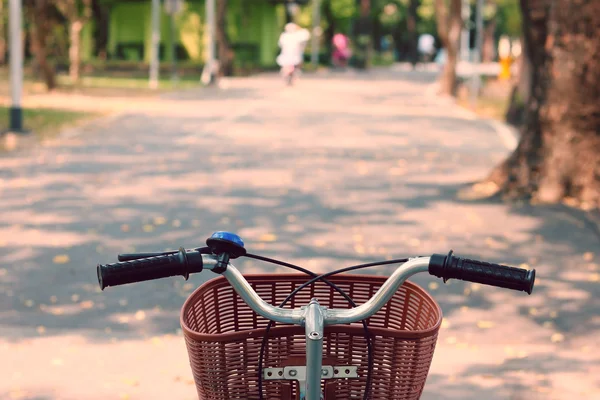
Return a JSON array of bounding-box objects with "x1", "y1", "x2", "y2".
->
[{"x1": 201, "y1": 255, "x2": 431, "y2": 400}]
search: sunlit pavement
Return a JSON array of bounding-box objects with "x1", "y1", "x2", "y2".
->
[{"x1": 1, "y1": 68, "x2": 599, "y2": 400}]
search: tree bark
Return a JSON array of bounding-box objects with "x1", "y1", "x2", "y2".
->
[
  {"x1": 92, "y1": 0, "x2": 109, "y2": 60},
  {"x1": 323, "y1": 0, "x2": 335, "y2": 56},
  {"x1": 489, "y1": 0, "x2": 600, "y2": 209},
  {"x1": 0, "y1": 0, "x2": 6, "y2": 65},
  {"x1": 69, "y1": 20, "x2": 83, "y2": 82},
  {"x1": 57, "y1": 0, "x2": 92, "y2": 83},
  {"x1": 27, "y1": 0, "x2": 57, "y2": 90},
  {"x1": 407, "y1": 0, "x2": 419, "y2": 68},
  {"x1": 482, "y1": 18, "x2": 496, "y2": 62},
  {"x1": 216, "y1": 0, "x2": 234, "y2": 76},
  {"x1": 435, "y1": 0, "x2": 463, "y2": 95},
  {"x1": 505, "y1": 33, "x2": 531, "y2": 127}
]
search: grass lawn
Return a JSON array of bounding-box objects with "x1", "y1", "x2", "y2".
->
[
  {"x1": 457, "y1": 78, "x2": 512, "y2": 121},
  {"x1": 1, "y1": 106, "x2": 100, "y2": 147},
  {"x1": 0, "y1": 67, "x2": 201, "y2": 98}
]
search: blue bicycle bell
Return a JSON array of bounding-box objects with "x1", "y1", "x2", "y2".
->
[{"x1": 206, "y1": 231, "x2": 246, "y2": 259}]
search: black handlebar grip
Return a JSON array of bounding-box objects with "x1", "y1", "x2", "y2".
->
[
  {"x1": 97, "y1": 248, "x2": 204, "y2": 290},
  {"x1": 429, "y1": 251, "x2": 535, "y2": 294}
]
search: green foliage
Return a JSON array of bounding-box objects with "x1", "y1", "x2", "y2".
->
[{"x1": 495, "y1": 0, "x2": 521, "y2": 37}]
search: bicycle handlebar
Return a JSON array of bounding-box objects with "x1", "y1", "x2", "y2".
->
[{"x1": 97, "y1": 249, "x2": 535, "y2": 326}]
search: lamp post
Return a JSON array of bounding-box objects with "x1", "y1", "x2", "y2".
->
[
  {"x1": 8, "y1": 0, "x2": 24, "y2": 132},
  {"x1": 149, "y1": 0, "x2": 161, "y2": 89},
  {"x1": 201, "y1": 0, "x2": 216, "y2": 85}
]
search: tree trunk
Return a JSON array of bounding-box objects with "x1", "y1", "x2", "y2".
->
[
  {"x1": 0, "y1": 0, "x2": 6, "y2": 65},
  {"x1": 489, "y1": 0, "x2": 600, "y2": 209},
  {"x1": 407, "y1": 0, "x2": 419, "y2": 68},
  {"x1": 216, "y1": 0, "x2": 234, "y2": 76},
  {"x1": 353, "y1": 0, "x2": 371, "y2": 69},
  {"x1": 27, "y1": 0, "x2": 57, "y2": 90},
  {"x1": 435, "y1": 0, "x2": 462, "y2": 95},
  {"x1": 482, "y1": 18, "x2": 496, "y2": 62},
  {"x1": 323, "y1": 0, "x2": 335, "y2": 56},
  {"x1": 69, "y1": 20, "x2": 83, "y2": 82},
  {"x1": 92, "y1": 0, "x2": 109, "y2": 60},
  {"x1": 505, "y1": 34, "x2": 531, "y2": 127}
]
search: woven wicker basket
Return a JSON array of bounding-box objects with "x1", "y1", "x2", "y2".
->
[{"x1": 181, "y1": 273, "x2": 442, "y2": 400}]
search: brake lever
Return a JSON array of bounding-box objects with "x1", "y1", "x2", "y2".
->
[{"x1": 117, "y1": 247, "x2": 212, "y2": 261}]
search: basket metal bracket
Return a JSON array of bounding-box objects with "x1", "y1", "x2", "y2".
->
[{"x1": 263, "y1": 365, "x2": 359, "y2": 381}]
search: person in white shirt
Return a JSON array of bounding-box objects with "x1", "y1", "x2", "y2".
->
[
  {"x1": 418, "y1": 33, "x2": 436, "y2": 63},
  {"x1": 276, "y1": 23, "x2": 310, "y2": 85}
]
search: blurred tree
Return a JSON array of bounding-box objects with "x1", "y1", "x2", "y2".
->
[
  {"x1": 407, "y1": 0, "x2": 419, "y2": 67},
  {"x1": 435, "y1": 0, "x2": 462, "y2": 95},
  {"x1": 353, "y1": 0, "x2": 372, "y2": 69},
  {"x1": 25, "y1": 0, "x2": 58, "y2": 90},
  {"x1": 56, "y1": 0, "x2": 92, "y2": 83},
  {"x1": 92, "y1": 0, "x2": 110, "y2": 60},
  {"x1": 489, "y1": 0, "x2": 600, "y2": 209},
  {"x1": 216, "y1": 0, "x2": 234, "y2": 76},
  {"x1": 0, "y1": 0, "x2": 6, "y2": 65}
]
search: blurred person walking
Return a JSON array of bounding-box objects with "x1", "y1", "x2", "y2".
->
[{"x1": 276, "y1": 22, "x2": 310, "y2": 86}]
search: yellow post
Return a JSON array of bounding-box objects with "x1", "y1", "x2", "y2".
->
[{"x1": 498, "y1": 35, "x2": 511, "y2": 80}]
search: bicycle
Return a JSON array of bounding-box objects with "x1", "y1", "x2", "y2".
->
[{"x1": 97, "y1": 231, "x2": 536, "y2": 400}]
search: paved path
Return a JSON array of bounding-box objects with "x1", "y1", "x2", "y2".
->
[{"x1": 1, "y1": 68, "x2": 599, "y2": 400}]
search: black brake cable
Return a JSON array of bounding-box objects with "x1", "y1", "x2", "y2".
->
[{"x1": 244, "y1": 253, "x2": 410, "y2": 400}]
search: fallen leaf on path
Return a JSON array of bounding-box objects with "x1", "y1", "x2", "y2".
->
[
  {"x1": 484, "y1": 237, "x2": 508, "y2": 250},
  {"x1": 142, "y1": 224, "x2": 154, "y2": 232},
  {"x1": 122, "y1": 378, "x2": 139, "y2": 387},
  {"x1": 354, "y1": 244, "x2": 365, "y2": 254},
  {"x1": 80, "y1": 300, "x2": 94, "y2": 309},
  {"x1": 314, "y1": 239, "x2": 327, "y2": 247},
  {"x1": 259, "y1": 233, "x2": 277, "y2": 242},
  {"x1": 550, "y1": 333, "x2": 564, "y2": 343},
  {"x1": 53, "y1": 254, "x2": 70, "y2": 264},
  {"x1": 477, "y1": 320, "x2": 495, "y2": 329},
  {"x1": 529, "y1": 307, "x2": 539, "y2": 316},
  {"x1": 151, "y1": 336, "x2": 162, "y2": 345},
  {"x1": 8, "y1": 390, "x2": 28, "y2": 399},
  {"x1": 153, "y1": 216, "x2": 167, "y2": 225}
]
